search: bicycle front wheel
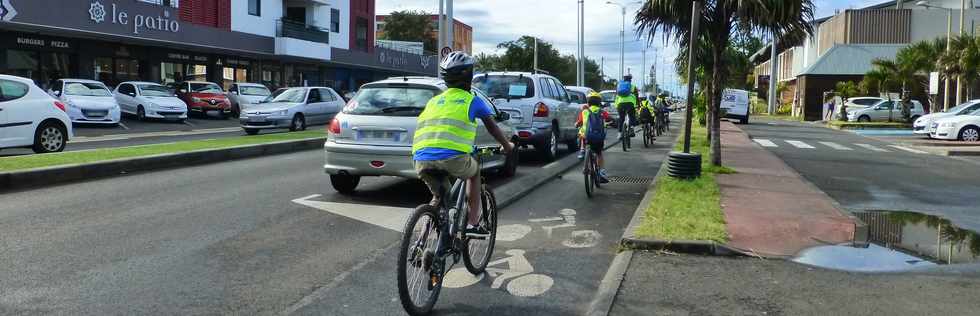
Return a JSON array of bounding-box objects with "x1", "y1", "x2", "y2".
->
[
  {"x1": 584, "y1": 148, "x2": 594, "y2": 198},
  {"x1": 463, "y1": 186, "x2": 498, "y2": 274},
  {"x1": 398, "y1": 205, "x2": 443, "y2": 316}
]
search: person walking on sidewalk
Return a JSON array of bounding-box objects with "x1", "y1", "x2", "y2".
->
[{"x1": 824, "y1": 95, "x2": 835, "y2": 122}]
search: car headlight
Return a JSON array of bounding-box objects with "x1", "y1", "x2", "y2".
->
[
  {"x1": 940, "y1": 122, "x2": 955, "y2": 127},
  {"x1": 191, "y1": 97, "x2": 202, "y2": 103},
  {"x1": 277, "y1": 110, "x2": 289, "y2": 116}
]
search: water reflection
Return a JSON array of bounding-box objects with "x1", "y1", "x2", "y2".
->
[{"x1": 792, "y1": 211, "x2": 980, "y2": 272}]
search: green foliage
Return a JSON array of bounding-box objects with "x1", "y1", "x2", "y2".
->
[
  {"x1": 379, "y1": 10, "x2": 436, "y2": 53},
  {"x1": 475, "y1": 36, "x2": 605, "y2": 90},
  {"x1": 692, "y1": 91, "x2": 707, "y2": 126}
]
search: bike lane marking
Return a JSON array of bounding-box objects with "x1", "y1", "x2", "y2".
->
[{"x1": 292, "y1": 194, "x2": 411, "y2": 232}]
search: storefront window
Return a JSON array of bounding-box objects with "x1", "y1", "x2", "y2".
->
[
  {"x1": 95, "y1": 57, "x2": 113, "y2": 85},
  {"x1": 115, "y1": 59, "x2": 140, "y2": 82},
  {"x1": 262, "y1": 69, "x2": 282, "y2": 89},
  {"x1": 187, "y1": 65, "x2": 207, "y2": 81},
  {"x1": 222, "y1": 67, "x2": 235, "y2": 89},
  {"x1": 6, "y1": 49, "x2": 40, "y2": 84},
  {"x1": 161, "y1": 62, "x2": 207, "y2": 83},
  {"x1": 42, "y1": 53, "x2": 73, "y2": 89}
]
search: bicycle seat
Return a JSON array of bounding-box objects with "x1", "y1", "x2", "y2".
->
[{"x1": 419, "y1": 169, "x2": 450, "y2": 178}]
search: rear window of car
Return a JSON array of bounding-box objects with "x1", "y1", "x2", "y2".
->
[
  {"x1": 473, "y1": 75, "x2": 535, "y2": 99},
  {"x1": 190, "y1": 83, "x2": 223, "y2": 93},
  {"x1": 600, "y1": 92, "x2": 616, "y2": 102},
  {"x1": 344, "y1": 85, "x2": 439, "y2": 116},
  {"x1": 240, "y1": 86, "x2": 271, "y2": 96}
]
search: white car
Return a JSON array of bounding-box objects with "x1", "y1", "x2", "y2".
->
[
  {"x1": 913, "y1": 100, "x2": 980, "y2": 136},
  {"x1": 847, "y1": 100, "x2": 924, "y2": 122},
  {"x1": 0, "y1": 75, "x2": 73, "y2": 153},
  {"x1": 226, "y1": 82, "x2": 272, "y2": 116},
  {"x1": 114, "y1": 82, "x2": 188, "y2": 122},
  {"x1": 930, "y1": 109, "x2": 980, "y2": 141},
  {"x1": 844, "y1": 97, "x2": 884, "y2": 110},
  {"x1": 239, "y1": 86, "x2": 344, "y2": 135},
  {"x1": 49, "y1": 79, "x2": 121, "y2": 125}
]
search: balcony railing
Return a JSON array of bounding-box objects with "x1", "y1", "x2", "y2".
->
[{"x1": 277, "y1": 19, "x2": 330, "y2": 44}]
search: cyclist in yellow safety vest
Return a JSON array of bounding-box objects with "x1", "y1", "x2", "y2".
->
[
  {"x1": 576, "y1": 91, "x2": 611, "y2": 182},
  {"x1": 614, "y1": 74, "x2": 639, "y2": 144},
  {"x1": 412, "y1": 51, "x2": 514, "y2": 238}
]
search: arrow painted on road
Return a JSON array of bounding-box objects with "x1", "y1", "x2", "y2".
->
[{"x1": 292, "y1": 194, "x2": 412, "y2": 232}]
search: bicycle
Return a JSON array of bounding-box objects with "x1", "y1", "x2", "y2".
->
[
  {"x1": 583, "y1": 140, "x2": 601, "y2": 198},
  {"x1": 619, "y1": 103, "x2": 634, "y2": 152},
  {"x1": 397, "y1": 147, "x2": 500, "y2": 316},
  {"x1": 642, "y1": 120, "x2": 655, "y2": 148}
]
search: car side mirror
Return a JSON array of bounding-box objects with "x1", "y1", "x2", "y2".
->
[
  {"x1": 495, "y1": 111, "x2": 511, "y2": 122},
  {"x1": 178, "y1": 89, "x2": 187, "y2": 94},
  {"x1": 128, "y1": 92, "x2": 136, "y2": 97}
]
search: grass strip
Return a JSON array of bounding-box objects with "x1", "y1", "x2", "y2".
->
[
  {"x1": 634, "y1": 124, "x2": 730, "y2": 243},
  {"x1": 828, "y1": 121, "x2": 911, "y2": 129},
  {"x1": 0, "y1": 130, "x2": 325, "y2": 172}
]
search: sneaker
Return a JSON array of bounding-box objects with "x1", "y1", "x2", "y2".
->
[
  {"x1": 577, "y1": 150, "x2": 585, "y2": 159},
  {"x1": 464, "y1": 225, "x2": 491, "y2": 239}
]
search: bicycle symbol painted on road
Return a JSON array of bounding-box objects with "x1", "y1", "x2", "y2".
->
[{"x1": 442, "y1": 249, "x2": 554, "y2": 297}]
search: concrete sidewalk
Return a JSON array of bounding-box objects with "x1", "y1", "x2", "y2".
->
[{"x1": 716, "y1": 122, "x2": 855, "y2": 257}]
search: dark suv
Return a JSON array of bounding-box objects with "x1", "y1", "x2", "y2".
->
[{"x1": 171, "y1": 81, "x2": 232, "y2": 119}]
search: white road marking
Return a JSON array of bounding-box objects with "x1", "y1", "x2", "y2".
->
[
  {"x1": 182, "y1": 120, "x2": 196, "y2": 127},
  {"x1": 291, "y1": 194, "x2": 412, "y2": 232},
  {"x1": 528, "y1": 217, "x2": 563, "y2": 223},
  {"x1": 854, "y1": 143, "x2": 889, "y2": 152},
  {"x1": 888, "y1": 145, "x2": 929, "y2": 154},
  {"x1": 496, "y1": 224, "x2": 532, "y2": 242},
  {"x1": 753, "y1": 139, "x2": 778, "y2": 147},
  {"x1": 819, "y1": 141, "x2": 853, "y2": 151},
  {"x1": 117, "y1": 122, "x2": 130, "y2": 130},
  {"x1": 542, "y1": 161, "x2": 560, "y2": 169},
  {"x1": 561, "y1": 230, "x2": 602, "y2": 248},
  {"x1": 786, "y1": 140, "x2": 816, "y2": 149},
  {"x1": 443, "y1": 249, "x2": 554, "y2": 297}
]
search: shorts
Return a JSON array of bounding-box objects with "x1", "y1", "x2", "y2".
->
[
  {"x1": 587, "y1": 139, "x2": 605, "y2": 154},
  {"x1": 414, "y1": 155, "x2": 479, "y2": 197}
]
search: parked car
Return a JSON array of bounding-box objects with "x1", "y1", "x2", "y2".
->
[
  {"x1": 721, "y1": 88, "x2": 750, "y2": 124},
  {"x1": 599, "y1": 90, "x2": 620, "y2": 126},
  {"x1": 171, "y1": 81, "x2": 232, "y2": 119},
  {"x1": 0, "y1": 74, "x2": 73, "y2": 153},
  {"x1": 913, "y1": 100, "x2": 980, "y2": 137},
  {"x1": 227, "y1": 83, "x2": 272, "y2": 117},
  {"x1": 472, "y1": 72, "x2": 579, "y2": 161},
  {"x1": 847, "y1": 100, "x2": 924, "y2": 122},
  {"x1": 565, "y1": 86, "x2": 596, "y2": 108},
  {"x1": 323, "y1": 76, "x2": 518, "y2": 194},
  {"x1": 239, "y1": 86, "x2": 344, "y2": 135},
  {"x1": 114, "y1": 81, "x2": 188, "y2": 122},
  {"x1": 844, "y1": 97, "x2": 884, "y2": 109},
  {"x1": 49, "y1": 79, "x2": 121, "y2": 125},
  {"x1": 930, "y1": 109, "x2": 980, "y2": 141}
]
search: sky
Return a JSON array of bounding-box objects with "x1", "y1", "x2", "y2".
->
[{"x1": 377, "y1": 0, "x2": 887, "y2": 96}]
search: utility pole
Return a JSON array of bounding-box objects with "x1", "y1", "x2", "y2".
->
[
  {"x1": 683, "y1": 1, "x2": 701, "y2": 154},
  {"x1": 577, "y1": 0, "x2": 585, "y2": 86},
  {"x1": 619, "y1": 5, "x2": 625, "y2": 81},
  {"x1": 642, "y1": 46, "x2": 647, "y2": 94},
  {"x1": 958, "y1": 0, "x2": 967, "y2": 105},
  {"x1": 437, "y1": 0, "x2": 445, "y2": 77},
  {"x1": 767, "y1": 35, "x2": 779, "y2": 115},
  {"x1": 533, "y1": 37, "x2": 539, "y2": 74},
  {"x1": 447, "y1": 0, "x2": 455, "y2": 52}
]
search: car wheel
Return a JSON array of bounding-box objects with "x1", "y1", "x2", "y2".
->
[
  {"x1": 137, "y1": 105, "x2": 147, "y2": 121},
  {"x1": 501, "y1": 149, "x2": 519, "y2": 178},
  {"x1": 858, "y1": 115, "x2": 870, "y2": 122},
  {"x1": 244, "y1": 128, "x2": 260, "y2": 135},
  {"x1": 536, "y1": 130, "x2": 558, "y2": 162},
  {"x1": 32, "y1": 121, "x2": 67, "y2": 153},
  {"x1": 330, "y1": 174, "x2": 361, "y2": 194},
  {"x1": 289, "y1": 114, "x2": 306, "y2": 132},
  {"x1": 959, "y1": 126, "x2": 980, "y2": 142}
]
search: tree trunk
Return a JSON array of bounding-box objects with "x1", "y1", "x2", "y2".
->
[{"x1": 709, "y1": 48, "x2": 723, "y2": 166}]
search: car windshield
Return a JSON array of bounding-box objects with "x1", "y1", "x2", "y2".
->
[
  {"x1": 344, "y1": 85, "x2": 438, "y2": 116},
  {"x1": 139, "y1": 84, "x2": 173, "y2": 97},
  {"x1": 270, "y1": 88, "x2": 306, "y2": 103},
  {"x1": 947, "y1": 102, "x2": 978, "y2": 113},
  {"x1": 64, "y1": 82, "x2": 111, "y2": 97},
  {"x1": 190, "y1": 83, "x2": 222, "y2": 93},
  {"x1": 600, "y1": 92, "x2": 616, "y2": 102},
  {"x1": 472, "y1": 75, "x2": 534, "y2": 99},
  {"x1": 969, "y1": 109, "x2": 980, "y2": 116},
  {"x1": 240, "y1": 86, "x2": 271, "y2": 96}
]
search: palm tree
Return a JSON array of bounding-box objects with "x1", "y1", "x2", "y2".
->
[
  {"x1": 834, "y1": 81, "x2": 859, "y2": 121},
  {"x1": 938, "y1": 35, "x2": 980, "y2": 106},
  {"x1": 636, "y1": 0, "x2": 814, "y2": 166}
]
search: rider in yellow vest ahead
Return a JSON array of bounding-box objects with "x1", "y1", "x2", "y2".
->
[{"x1": 413, "y1": 51, "x2": 514, "y2": 238}]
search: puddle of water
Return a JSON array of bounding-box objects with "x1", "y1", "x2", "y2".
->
[{"x1": 792, "y1": 211, "x2": 980, "y2": 272}]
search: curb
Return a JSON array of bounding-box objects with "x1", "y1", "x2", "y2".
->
[
  {"x1": 495, "y1": 137, "x2": 621, "y2": 209},
  {"x1": 827, "y1": 124, "x2": 912, "y2": 130},
  {"x1": 0, "y1": 137, "x2": 326, "y2": 193}
]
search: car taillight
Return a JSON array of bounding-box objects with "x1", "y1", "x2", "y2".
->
[
  {"x1": 534, "y1": 102, "x2": 549, "y2": 117},
  {"x1": 54, "y1": 101, "x2": 66, "y2": 112},
  {"x1": 328, "y1": 118, "x2": 341, "y2": 134}
]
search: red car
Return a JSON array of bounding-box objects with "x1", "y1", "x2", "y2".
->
[{"x1": 172, "y1": 81, "x2": 232, "y2": 119}]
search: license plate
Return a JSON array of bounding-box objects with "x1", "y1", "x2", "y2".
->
[
  {"x1": 358, "y1": 131, "x2": 399, "y2": 141},
  {"x1": 251, "y1": 117, "x2": 266, "y2": 122},
  {"x1": 164, "y1": 115, "x2": 179, "y2": 120}
]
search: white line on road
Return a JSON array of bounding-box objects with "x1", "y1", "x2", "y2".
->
[
  {"x1": 183, "y1": 120, "x2": 196, "y2": 127},
  {"x1": 753, "y1": 139, "x2": 778, "y2": 147},
  {"x1": 117, "y1": 122, "x2": 130, "y2": 130},
  {"x1": 818, "y1": 141, "x2": 853, "y2": 150},
  {"x1": 542, "y1": 161, "x2": 560, "y2": 169},
  {"x1": 786, "y1": 140, "x2": 816, "y2": 149},
  {"x1": 291, "y1": 194, "x2": 412, "y2": 232},
  {"x1": 854, "y1": 143, "x2": 890, "y2": 152},
  {"x1": 888, "y1": 145, "x2": 929, "y2": 154}
]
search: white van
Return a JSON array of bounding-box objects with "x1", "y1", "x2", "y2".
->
[{"x1": 721, "y1": 88, "x2": 750, "y2": 124}]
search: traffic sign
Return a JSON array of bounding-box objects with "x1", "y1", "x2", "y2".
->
[{"x1": 441, "y1": 46, "x2": 453, "y2": 58}]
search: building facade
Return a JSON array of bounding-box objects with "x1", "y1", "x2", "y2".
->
[
  {"x1": 375, "y1": 15, "x2": 473, "y2": 54},
  {"x1": 0, "y1": 0, "x2": 435, "y2": 95}
]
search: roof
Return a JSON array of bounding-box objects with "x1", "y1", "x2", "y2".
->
[
  {"x1": 60, "y1": 78, "x2": 104, "y2": 84},
  {"x1": 799, "y1": 44, "x2": 905, "y2": 76},
  {"x1": 372, "y1": 76, "x2": 445, "y2": 86},
  {"x1": 122, "y1": 81, "x2": 163, "y2": 85},
  {"x1": 565, "y1": 86, "x2": 594, "y2": 94}
]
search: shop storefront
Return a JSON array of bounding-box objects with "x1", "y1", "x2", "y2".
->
[{"x1": 0, "y1": 34, "x2": 79, "y2": 90}]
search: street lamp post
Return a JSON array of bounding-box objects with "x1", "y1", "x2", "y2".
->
[
  {"x1": 606, "y1": 1, "x2": 626, "y2": 81},
  {"x1": 917, "y1": 0, "x2": 953, "y2": 111},
  {"x1": 683, "y1": 1, "x2": 701, "y2": 154},
  {"x1": 577, "y1": 0, "x2": 585, "y2": 86}
]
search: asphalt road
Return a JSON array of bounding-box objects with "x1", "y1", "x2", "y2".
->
[
  {"x1": 0, "y1": 122, "x2": 678, "y2": 315},
  {"x1": 740, "y1": 119, "x2": 980, "y2": 232}
]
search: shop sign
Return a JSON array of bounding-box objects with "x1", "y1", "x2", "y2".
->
[
  {"x1": 0, "y1": 0, "x2": 18, "y2": 21},
  {"x1": 166, "y1": 53, "x2": 208, "y2": 63},
  {"x1": 379, "y1": 50, "x2": 408, "y2": 68},
  {"x1": 14, "y1": 36, "x2": 71, "y2": 49},
  {"x1": 88, "y1": 1, "x2": 180, "y2": 35}
]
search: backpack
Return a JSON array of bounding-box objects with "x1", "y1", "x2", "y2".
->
[
  {"x1": 616, "y1": 82, "x2": 632, "y2": 96},
  {"x1": 585, "y1": 109, "x2": 606, "y2": 143}
]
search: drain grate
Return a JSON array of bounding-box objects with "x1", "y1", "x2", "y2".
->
[{"x1": 607, "y1": 176, "x2": 655, "y2": 184}]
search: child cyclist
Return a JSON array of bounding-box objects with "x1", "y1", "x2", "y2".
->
[{"x1": 576, "y1": 92, "x2": 610, "y2": 183}]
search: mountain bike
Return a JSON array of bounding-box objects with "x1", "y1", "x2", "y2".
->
[
  {"x1": 619, "y1": 103, "x2": 634, "y2": 152},
  {"x1": 583, "y1": 141, "x2": 601, "y2": 198},
  {"x1": 642, "y1": 119, "x2": 655, "y2": 148},
  {"x1": 397, "y1": 147, "x2": 499, "y2": 316}
]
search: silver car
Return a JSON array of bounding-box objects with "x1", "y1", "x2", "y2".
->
[
  {"x1": 240, "y1": 87, "x2": 344, "y2": 135},
  {"x1": 323, "y1": 77, "x2": 518, "y2": 194},
  {"x1": 473, "y1": 72, "x2": 580, "y2": 161},
  {"x1": 227, "y1": 83, "x2": 272, "y2": 116}
]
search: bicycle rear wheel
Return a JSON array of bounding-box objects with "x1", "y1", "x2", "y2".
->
[
  {"x1": 463, "y1": 185, "x2": 498, "y2": 274},
  {"x1": 592, "y1": 153, "x2": 602, "y2": 188},
  {"x1": 398, "y1": 205, "x2": 443, "y2": 316},
  {"x1": 584, "y1": 147, "x2": 594, "y2": 198},
  {"x1": 621, "y1": 121, "x2": 630, "y2": 152},
  {"x1": 643, "y1": 124, "x2": 651, "y2": 148}
]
